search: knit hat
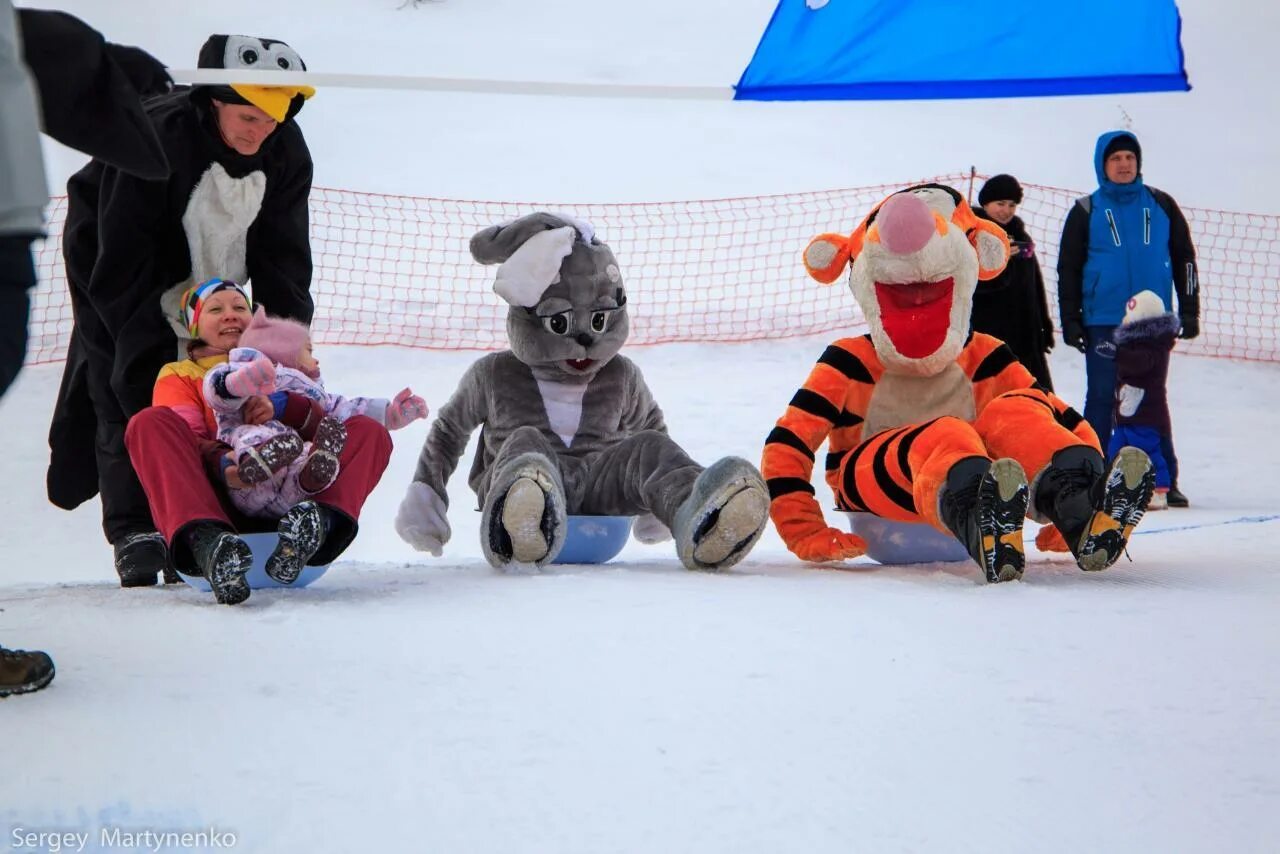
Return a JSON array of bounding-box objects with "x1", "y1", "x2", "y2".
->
[
  {"x1": 978, "y1": 174, "x2": 1023, "y2": 206},
  {"x1": 1102, "y1": 134, "x2": 1142, "y2": 171},
  {"x1": 196, "y1": 34, "x2": 315, "y2": 123},
  {"x1": 1123, "y1": 289, "x2": 1166, "y2": 324},
  {"x1": 238, "y1": 305, "x2": 311, "y2": 369},
  {"x1": 180, "y1": 278, "x2": 251, "y2": 337}
]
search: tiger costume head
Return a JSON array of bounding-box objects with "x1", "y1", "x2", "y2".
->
[{"x1": 802, "y1": 184, "x2": 1009, "y2": 377}]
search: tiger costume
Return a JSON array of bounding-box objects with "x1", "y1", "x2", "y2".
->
[{"x1": 762, "y1": 185, "x2": 1156, "y2": 582}]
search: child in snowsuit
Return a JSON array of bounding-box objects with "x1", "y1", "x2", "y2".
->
[
  {"x1": 1108, "y1": 290, "x2": 1179, "y2": 510},
  {"x1": 204, "y1": 306, "x2": 428, "y2": 521}
]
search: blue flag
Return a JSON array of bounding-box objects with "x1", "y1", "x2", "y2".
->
[{"x1": 736, "y1": 0, "x2": 1190, "y2": 100}]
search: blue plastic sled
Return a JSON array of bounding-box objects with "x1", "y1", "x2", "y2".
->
[
  {"x1": 180, "y1": 531, "x2": 331, "y2": 592},
  {"x1": 844, "y1": 512, "x2": 970, "y2": 565},
  {"x1": 551, "y1": 515, "x2": 634, "y2": 565}
]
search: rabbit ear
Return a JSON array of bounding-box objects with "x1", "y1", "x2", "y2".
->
[
  {"x1": 493, "y1": 226, "x2": 576, "y2": 307},
  {"x1": 803, "y1": 233, "x2": 852, "y2": 284},
  {"x1": 470, "y1": 212, "x2": 578, "y2": 265}
]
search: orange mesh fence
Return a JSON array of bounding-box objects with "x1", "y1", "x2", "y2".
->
[{"x1": 25, "y1": 172, "x2": 1280, "y2": 364}]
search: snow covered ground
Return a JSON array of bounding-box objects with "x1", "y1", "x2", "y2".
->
[{"x1": 4, "y1": 1, "x2": 1280, "y2": 852}]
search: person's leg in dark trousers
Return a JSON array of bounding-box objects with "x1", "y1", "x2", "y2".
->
[
  {"x1": 0, "y1": 235, "x2": 37, "y2": 398},
  {"x1": 1083, "y1": 325, "x2": 1118, "y2": 456},
  {"x1": 1161, "y1": 430, "x2": 1187, "y2": 506},
  {"x1": 1, "y1": 237, "x2": 56, "y2": 694}
]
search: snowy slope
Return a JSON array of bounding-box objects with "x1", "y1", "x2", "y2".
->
[{"x1": 4, "y1": 1, "x2": 1280, "y2": 852}]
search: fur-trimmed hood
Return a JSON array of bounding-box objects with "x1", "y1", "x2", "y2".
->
[{"x1": 1114, "y1": 311, "x2": 1180, "y2": 345}]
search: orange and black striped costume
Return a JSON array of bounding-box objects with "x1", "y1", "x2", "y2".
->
[{"x1": 763, "y1": 331, "x2": 1099, "y2": 561}]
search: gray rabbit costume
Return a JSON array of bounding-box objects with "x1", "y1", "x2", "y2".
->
[{"x1": 395, "y1": 212, "x2": 769, "y2": 571}]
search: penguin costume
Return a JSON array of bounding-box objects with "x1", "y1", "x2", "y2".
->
[{"x1": 48, "y1": 33, "x2": 317, "y2": 585}]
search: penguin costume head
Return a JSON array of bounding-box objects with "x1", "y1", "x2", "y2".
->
[{"x1": 195, "y1": 34, "x2": 314, "y2": 123}]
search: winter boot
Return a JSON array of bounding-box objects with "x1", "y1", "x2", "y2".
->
[
  {"x1": 186, "y1": 523, "x2": 253, "y2": 605},
  {"x1": 113, "y1": 531, "x2": 168, "y2": 588},
  {"x1": 937, "y1": 456, "x2": 1028, "y2": 583},
  {"x1": 298, "y1": 417, "x2": 346, "y2": 494},
  {"x1": 1148, "y1": 488, "x2": 1169, "y2": 511},
  {"x1": 671, "y1": 457, "x2": 769, "y2": 572},
  {"x1": 237, "y1": 433, "x2": 304, "y2": 486},
  {"x1": 0, "y1": 647, "x2": 55, "y2": 698},
  {"x1": 265, "y1": 500, "x2": 329, "y2": 585},
  {"x1": 1034, "y1": 445, "x2": 1155, "y2": 572},
  {"x1": 480, "y1": 453, "x2": 566, "y2": 570},
  {"x1": 1166, "y1": 485, "x2": 1190, "y2": 508}
]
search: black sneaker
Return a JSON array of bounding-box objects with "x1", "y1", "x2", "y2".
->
[
  {"x1": 237, "y1": 433, "x2": 304, "y2": 485},
  {"x1": 1036, "y1": 445, "x2": 1155, "y2": 572},
  {"x1": 0, "y1": 647, "x2": 55, "y2": 698},
  {"x1": 187, "y1": 524, "x2": 253, "y2": 605},
  {"x1": 112, "y1": 532, "x2": 167, "y2": 588},
  {"x1": 938, "y1": 456, "x2": 1028, "y2": 583},
  {"x1": 265, "y1": 501, "x2": 327, "y2": 585},
  {"x1": 1166, "y1": 485, "x2": 1190, "y2": 508}
]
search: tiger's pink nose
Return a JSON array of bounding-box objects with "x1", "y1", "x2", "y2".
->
[{"x1": 876, "y1": 192, "x2": 936, "y2": 256}]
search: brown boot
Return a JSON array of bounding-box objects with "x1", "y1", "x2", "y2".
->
[{"x1": 0, "y1": 647, "x2": 55, "y2": 697}]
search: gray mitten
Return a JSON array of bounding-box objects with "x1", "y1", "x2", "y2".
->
[{"x1": 395, "y1": 482, "x2": 451, "y2": 556}]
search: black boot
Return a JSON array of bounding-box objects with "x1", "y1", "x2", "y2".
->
[
  {"x1": 112, "y1": 532, "x2": 168, "y2": 588},
  {"x1": 265, "y1": 501, "x2": 329, "y2": 585},
  {"x1": 1166, "y1": 484, "x2": 1190, "y2": 508},
  {"x1": 1035, "y1": 445, "x2": 1155, "y2": 572},
  {"x1": 186, "y1": 523, "x2": 253, "y2": 605},
  {"x1": 937, "y1": 456, "x2": 1028, "y2": 583},
  {"x1": 0, "y1": 647, "x2": 55, "y2": 698}
]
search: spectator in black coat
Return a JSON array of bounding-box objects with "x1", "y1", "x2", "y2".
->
[{"x1": 971, "y1": 174, "x2": 1055, "y2": 390}]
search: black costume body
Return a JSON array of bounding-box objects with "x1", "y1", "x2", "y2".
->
[{"x1": 49, "y1": 87, "x2": 314, "y2": 544}]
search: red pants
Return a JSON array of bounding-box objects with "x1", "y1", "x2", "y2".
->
[{"x1": 125, "y1": 407, "x2": 392, "y2": 571}]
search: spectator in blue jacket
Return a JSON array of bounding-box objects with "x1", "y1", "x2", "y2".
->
[{"x1": 1056, "y1": 130, "x2": 1200, "y2": 507}]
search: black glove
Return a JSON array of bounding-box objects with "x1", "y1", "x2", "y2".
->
[
  {"x1": 1062, "y1": 318, "x2": 1088, "y2": 353},
  {"x1": 1179, "y1": 315, "x2": 1200, "y2": 340},
  {"x1": 106, "y1": 43, "x2": 173, "y2": 98}
]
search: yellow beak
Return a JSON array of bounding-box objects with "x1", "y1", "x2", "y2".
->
[{"x1": 229, "y1": 84, "x2": 316, "y2": 123}]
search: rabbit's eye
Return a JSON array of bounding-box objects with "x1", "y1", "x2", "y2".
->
[
  {"x1": 590, "y1": 311, "x2": 608, "y2": 333},
  {"x1": 542, "y1": 313, "x2": 571, "y2": 336}
]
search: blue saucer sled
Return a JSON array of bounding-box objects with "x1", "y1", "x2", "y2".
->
[
  {"x1": 180, "y1": 531, "x2": 331, "y2": 592},
  {"x1": 551, "y1": 515, "x2": 634, "y2": 564},
  {"x1": 844, "y1": 513, "x2": 970, "y2": 565}
]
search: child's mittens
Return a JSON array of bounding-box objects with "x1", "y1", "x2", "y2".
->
[
  {"x1": 1117, "y1": 384, "x2": 1145, "y2": 418},
  {"x1": 385, "y1": 388, "x2": 429, "y2": 430},
  {"x1": 223, "y1": 354, "x2": 277, "y2": 398},
  {"x1": 790, "y1": 527, "x2": 867, "y2": 562},
  {"x1": 395, "y1": 481, "x2": 450, "y2": 556}
]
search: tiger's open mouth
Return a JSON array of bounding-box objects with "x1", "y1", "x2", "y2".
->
[{"x1": 874, "y1": 278, "x2": 955, "y2": 359}]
